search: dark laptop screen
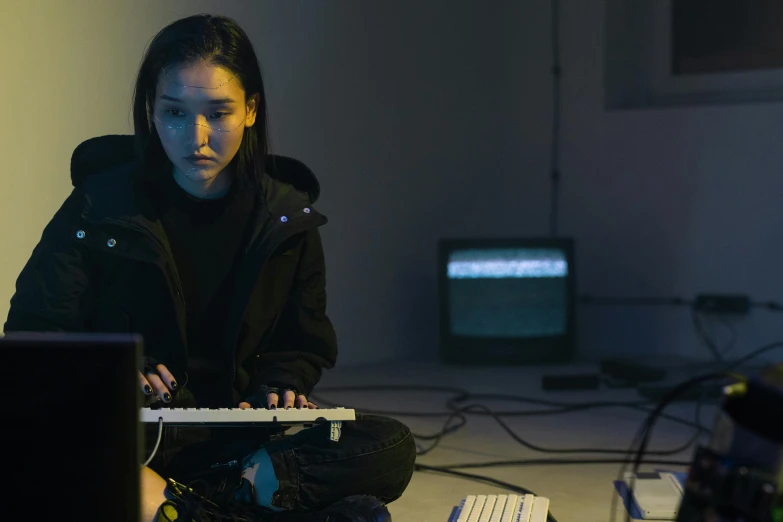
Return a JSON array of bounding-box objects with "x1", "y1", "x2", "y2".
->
[{"x1": 1, "y1": 333, "x2": 141, "y2": 521}]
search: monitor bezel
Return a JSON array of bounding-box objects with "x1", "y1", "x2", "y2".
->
[{"x1": 438, "y1": 237, "x2": 577, "y2": 365}]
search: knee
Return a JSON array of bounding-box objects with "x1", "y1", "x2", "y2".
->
[
  {"x1": 140, "y1": 467, "x2": 169, "y2": 522},
  {"x1": 394, "y1": 420, "x2": 417, "y2": 485},
  {"x1": 355, "y1": 415, "x2": 417, "y2": 502},
  {"x1": 356, "y1": 414, "x2": 414, "y2": 451}
]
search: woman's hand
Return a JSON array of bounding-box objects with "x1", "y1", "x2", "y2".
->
[
  {"x1": 138, "y1": 362, "x2": 178, "y2": 403},
  {"x1": 238, "y1": 388, "x2": 317, "y2": 410}
]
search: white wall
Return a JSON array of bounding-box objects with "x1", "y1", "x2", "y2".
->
[
  {"x1": 3, "y1": 0, "x2": 780, "y2": 367},
  {"x1": 0, "y1": 0, "x2": 524, "y2": 366},
  {"x1": 262, "y1": 1, "x2": 520, "y2": 365},
  {"x1": 552, "y1": 0, "x2": 783, "y2": 363}
]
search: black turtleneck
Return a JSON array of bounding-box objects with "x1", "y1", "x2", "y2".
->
[{"x1": 151, "y1": 172, "x2": 254, "y2": 406}]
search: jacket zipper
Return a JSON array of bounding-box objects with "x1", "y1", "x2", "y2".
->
[
  {"x1": 92, "y1": 210, "x2": 322, "y2": 395},
  {"x1": 90, "y1": 217, "x2": 188, "y2": 345},
  {"x1": 231, "y1": 221, "x2": 284, "y2": 386},
  {"x1": 230, "y1": 213, "x2": 322, "y2": 387}
]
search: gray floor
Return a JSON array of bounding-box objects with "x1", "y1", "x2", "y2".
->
[{"x1": 314, "y1": 361, "x2": 712, "y2": 522}]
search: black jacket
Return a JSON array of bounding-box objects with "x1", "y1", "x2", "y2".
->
[{"x1": 4, "y1": 135, "x2": 338, "y2": 403}]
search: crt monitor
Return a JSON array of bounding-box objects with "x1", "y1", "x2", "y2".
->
[{"x1": 438, "y1": 237, "x2": 576, "y2": 364}]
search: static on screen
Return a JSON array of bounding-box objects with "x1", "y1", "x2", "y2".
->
[{"x1": 447, "y1": 248, "x2": 568, "y2": 338}]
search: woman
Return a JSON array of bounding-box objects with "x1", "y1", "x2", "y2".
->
[{"x1": 5, "y1": 13, "x2": 415, "y2": 522}]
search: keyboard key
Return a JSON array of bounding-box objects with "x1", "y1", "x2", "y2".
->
[
  {"x1": 468, "y1": 495, "x2": 486, "y2": 522},
  {"x1": 456, "y1": 496, "x2": 476, "y2": 522},
  {"x1": 479, "y1": 495, "x2": 496, "y2": 522},
  {"x1": 519, "y1": 494, "x2": 534, "y2": 522},
  {"x1": 501, "y1": 494, "x2": 519, "y2": 522},
  {"x1": 490, "y1": 495, "x2": 507, "y2": 522}
]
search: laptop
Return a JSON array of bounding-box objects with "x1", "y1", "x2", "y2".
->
[{"x1": 0, "y1": 332, "x2": 142, "y2": 521}]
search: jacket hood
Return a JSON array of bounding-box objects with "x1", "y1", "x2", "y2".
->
[{"x1": 70, "y1": 134, "x2": 321, "y2": 203}]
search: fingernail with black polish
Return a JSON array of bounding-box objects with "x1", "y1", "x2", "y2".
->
[
  {"x1": 144, "y1": 385, "x2": 152, "y2": 395},
  {"x1": 270, "y1": 405, "x2": 276, "y2": 410},
  {"x1": 163, "y1": 393, "x2": 172, "y2": 402},
  {"x1": 170, "y1": 381, "x2": 178, "y2": 390},
  {"x1": 285, "y1": 406, "x2": 291, "y2": 410}
]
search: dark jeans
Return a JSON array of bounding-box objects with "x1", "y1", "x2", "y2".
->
[{"x1": 150, "y1": 413, "x2": 417, "y2": 511}]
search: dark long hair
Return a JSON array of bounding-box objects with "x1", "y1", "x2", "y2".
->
[{"x1": 132, "y1": 14, "x2": 269, "y2": 189}]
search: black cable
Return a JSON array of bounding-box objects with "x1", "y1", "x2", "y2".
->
[
  {"x1": 311, "y1": 385, "x2": 471, "y2": 417},
  {"x1": 581, "y1": 294, "x2": 783, "y2": 313},
  {"x1": 586, "y1": 296, "x2": 726, "y2": 364},
  {"x1": 427, "y1": 458, "x2": 692, "y2": 470},
  {"x1": 414, "y1": 411, "x2": 468, "y2": 456},
  {"x1": 547, "y1": 11, "x2": 561, "y2": 512},
  {"x1": 313, "y1": 388, "x2": 710, "y2": 458},
  {"x1": 548, "y1": 0, "x2": 561, "y2": 237},
  {"x1": 310, "y1": 339, "x2": 778, "y2": 512},
  {"x1": 313, "y1": 385, "x2": 607, "y2": 416},
  {"x1": 312, "y1": 381, "x2": 706, "y2": 521},
  {"x1": 410, "y1": 413, "x2": 468, "y2": 441},
  {"x1": 611, "y1": 409, "x2": 663, "y2": 522},
  {"x1": 313, "y1": 340, "x2": 780, "y2": 461},
  {"x1": 315, "y1": 391, "x2": 709, "y2": 458},
  {"x1": 449, "y1": 403, "x2": 703, "y2": 456},
  {"x1": 616, "y1": 372, "x2": 743, "y2": 522},
  {"x1": 446, "y1": 392, "x2": 645, "y2": 411},
  {"x1": 582, "y1": 293, "x2": 782, "y2": 372},
  {"x1": 416, "y1": 463, "x2": 536, "y2": 495},
  {"x1": 751, "y1": 300, "x2": 783, "y2": 311},
  {"x1": 314, "y1": 387, "x2": 696, "y2": 426},
  {"x1": 580, "y1": 295, "x2": 693, "y2": 307},
  {"x1": 412, "y1": 360, "x2": 768, "y2": 518},
  {"x1": 615, "y1": 390, "x2": 708, "y2": 521},
  {"x1": 446, "y1": 393, "x2": 707, "y2": 431},
  {"x1": 724, "y1": 340, "x2": 783, "y2": 371},
  {"x1": 313, "y1": 388, "x2": 710, "y2": 455},
  {"x1": 429, "y1": 404, "x2": 704, "y2": 457},
  {"x1": 691, "y1": 308, "x2": 724, "y2": 362},
  {"x1": 715, "y1": 315, "x2": 738, "y2": 357},
  {"x1": 416, "y1": 463, "x2": 560, "y2": 522}
]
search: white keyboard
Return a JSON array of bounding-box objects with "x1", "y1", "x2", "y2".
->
[
  {"x1": 140, "y1": 407, "x2": 355, "y2": 441},
  {"x1": 447, "y1": 494, "x2": 550, "y2": 522},
  {"x1": 140, "y1": 406, "x2": 355, "y2": 425}
]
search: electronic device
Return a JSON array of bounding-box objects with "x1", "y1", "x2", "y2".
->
[
  {"x1": 140, "y1": 406, "x2": 355, "y2": 425},
  {"x1": 675, "y1": 366, "x2": 783, "y2": 522},
  {"x1": 622, "y1": 471, "x2": 684, "y2": 520},
  {"x1": 141, "y1": 406, "x2": 355, "y2": 441},
  {"x1": 447, "y1": 494, "x2": 549, "y2": 522},
  {"x1": 1, "y1": 333, "x2": 142, "y2": 522},
  {"x1": 438, "y1": 237, "x2": 576, "y2": 364},
  {"x1": 542, "y1": 373, "x2": 601, "y2": 391}
]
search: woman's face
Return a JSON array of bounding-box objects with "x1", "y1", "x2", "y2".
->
[{"x1": 153, "y1": 61, "x2": 257, "y2": 191}]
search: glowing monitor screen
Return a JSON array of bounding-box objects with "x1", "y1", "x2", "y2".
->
[{"x1": 447, "y1": 248, "x2": 569, "y2": 338}]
